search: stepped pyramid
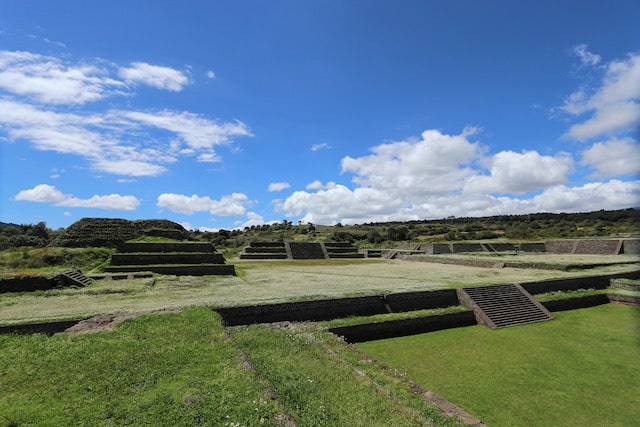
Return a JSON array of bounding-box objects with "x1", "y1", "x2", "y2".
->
[{"x1": 457, "y1": 284, "x2": 554, "y2": 329}]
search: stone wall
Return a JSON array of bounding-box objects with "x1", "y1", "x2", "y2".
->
[
  {"x1": 110, "y1": 253, "x2": 225, "y2": 265},
  {"x1": 329, "y1": 311, "x2": 476, "y2": 343},
  {"x1": 117, "y1": 242, "x2": 214, "y2": 253},
  {"x1": 544, "y1": 239, "x2": 634, "y2": 255},
  {"x1": 0, "y1": 276, "x2": 53, "y2": 293}
]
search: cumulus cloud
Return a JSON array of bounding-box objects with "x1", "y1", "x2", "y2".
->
[
  {"x1": 157, "y1": 192, "x2": 251, "y2": 216},
  {"x1": 341, "y1": 128, "x2": 480, "y2": 195},
  {"x1": 277, "y1": 127, "x2": 640, "y2": 225},
  {"x1": 14, "y1": 184, "x2": 140, "y2": 210},
  {"x1": 581, "y1": 137, "x2": 640, "y2": 178},
  {"x1": 268, "y1": 182, "x2": 291, "y2": 192},
  {"x1": 118, "y1": 62, "x2": 190, "y2": 91},
  {"x1": 463, "y1": 150, "x2": 574, "y2": 194},
  {"x1": 206, "y1": 70, "x2": 216, "y2": 79},
  {"x1": 531, "y1": 180, "x2": 640, "y2": 212},
  {"x1": 561, "y1": 52, "x2": 640, "y2": 141}
]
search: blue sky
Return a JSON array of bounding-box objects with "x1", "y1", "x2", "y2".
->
[{"x1": 1, "y1": 1, "x2": 639, "y2": 231}]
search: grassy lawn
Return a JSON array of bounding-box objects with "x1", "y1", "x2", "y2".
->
[
  {"x1": 0, "y1": 308, "x2": 289, "y2": 426},
  {"x1": 357, "y1": 304, "x2": 640, "y2": 427},
  {"x1": 3, "y1": 257, "x2": 638, "y2": 325}
]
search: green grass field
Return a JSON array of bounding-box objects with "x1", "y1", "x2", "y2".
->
[
  {"x1": 358, "y1": 304, "x2": 640, "y2": 427},
  {"x1": 0, "y1": 308, "x2": 285, "y2": 426},
  {"x1": 2, "y1": 256, "x2": 638, "y2": 325},
  {"x1": 1, "y1": 249, "x2": 639, "y2": 425}
]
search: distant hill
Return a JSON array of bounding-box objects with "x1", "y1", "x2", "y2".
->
[
  {"x1": 0, "y1": 222, "x2": 20, "y2": 229},
  {"x1": 53, "y1": 218, "x2": 193, "y2": 247}
]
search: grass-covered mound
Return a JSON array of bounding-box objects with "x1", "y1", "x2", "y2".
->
[{"x1": 53, "y1": 218, "x2": 193, "y2": 248}]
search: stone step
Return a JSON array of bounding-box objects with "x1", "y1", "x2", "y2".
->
[{"x1": 54, "y1": 270, "x2": 93, "y2": 287}]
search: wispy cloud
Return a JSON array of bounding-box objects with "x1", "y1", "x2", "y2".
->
[
  {"x1": 311, "y1": 142, "x2": 331, "y2": 151},
  {"x1": 571, "y1": 44, "x2": 601, "y2": 66},
  {"x1": 0, "y1": 50, "x2": 253, "y2": 177}
]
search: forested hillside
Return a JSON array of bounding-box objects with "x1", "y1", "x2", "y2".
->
[{"x1": 2, "y1": 208, "x2": 638, "y2": 251}]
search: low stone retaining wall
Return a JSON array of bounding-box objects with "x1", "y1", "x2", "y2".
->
[
  {"x1": 117, "y1": 242, "x2": 214, "y2": 253},
  {"x1": 540, "y1": 294, "x2": 610, "y2": 312},
  {"x1": 521, "y1": 271, "x2": 640, "y2": 294},
  {"x1": 329, "y1": 311, "x2": 476, "y2": 343},
  {"x1": 103, "y1": 265, "x2": 236, "y2": 276},
  {"x1": 110, "y1": 253, "x2": 225, "y2": 265},
  {"x1": 218, "y1": 295, "x2": 387, "y2": 326},
  {"x1": 385, "y1": 290, "x2": 460, "y2": 311},
  {"x1": 0, "y1": 276, "x2": 54, "y2": 293}
]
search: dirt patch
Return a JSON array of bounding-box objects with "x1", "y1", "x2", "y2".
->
[{"x1": 56, "y1": 310, "x2": 180, "y2": 335}]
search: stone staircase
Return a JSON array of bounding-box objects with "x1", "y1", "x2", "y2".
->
[
  {"x1": 53, "y1": 270, "x2": 93, "y2": 287},
  {"x1": 104, "y1": 242, "x2": 235, "y2": 276},
  {"x1": 457, "y1": 284, "x2": 554, "y2": 329}
]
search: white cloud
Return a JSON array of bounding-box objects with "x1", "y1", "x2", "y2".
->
[
  {"x1": 118, "y1": 62, "x2": 190, "y2": 91},
  {"x1": 0, "y1": 99, "x2": 251, "y2": 177},
  {"x1": 119, "y1": 110, "x2": 252, "y2": 150},
  {"x1": 531, "y1": 180, "x2": 640, "y2": 212},
  {"x1": 268, "y1": 182, "x2": 291, "y2": 192},
  {"x1": 306, "y1": 180, "x2": 325, "y2": 190},
  {"x1": 340, "y1": 128, "x2": 480, "y2": 195},
  {"x1": 561, "y1": 52, "x2": 640, "y2": 140},
  {"x1": 581, "y1": 137, "x2": 640, "y2": 178},
  {"x1": 277, "y1": 127, "x2": 639, "y2": 225},
  {"x1": 14, "y1": 184, "x2": 140, "y2": 210},
  {"x1": 0, "y1": 50, "x2": 125, "y2": 105},
  {"x1": 236, "y1": 212, "x2": 267, "y2": 229},
  {"x1": 93, "y1": 159, "x2": 168, "y2": 177},
  {"x1": 157, "y1": 192, "x2": 250, "y2": 216},
  {"x1": 571, "y1": 44, "x2": 601, "y2": 66},
  {"x1": 206, "y1": 70, "x2": 216, "y2": 79},
  {"x1": 564, "y1": 101, "x2": 640, "y2": 141},
  {"x1": 0, "y1": 50, "x2": 252, "y2": 177},
  {"x1": 311, "y1": 142, "x2": 331, "y2": 151},
  {"x1": 463, "y1": 150, "x2": 574, "y2": 194}
]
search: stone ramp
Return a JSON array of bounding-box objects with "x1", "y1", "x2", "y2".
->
[{"x1": 457, "y1": 284, "x2": 554, "y2": 329}]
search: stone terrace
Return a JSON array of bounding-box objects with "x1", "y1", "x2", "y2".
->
[{"x1": 104, "y1": 242, "x2": 235, "y2": 276}]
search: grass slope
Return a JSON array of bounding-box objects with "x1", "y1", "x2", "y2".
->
[
  {"x1": 229, "y1": 322, "x2": 459, "y2": 426},
  {"x1": 358, "y1": 304, "x2": 640, "y2": 427}
]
